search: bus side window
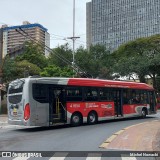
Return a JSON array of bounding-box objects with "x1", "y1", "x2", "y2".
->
[
  {"x1": 123, "y1": 91, "x2": 129, "y2": 104},
  {"x1": 66, "y1": 87, "x2": 82, "y2": 101},
  {"x1": 99, "y1": 88, "x2": 113, "y2": 101},
  {"x1": 85, "y1": 87, "x2": 98, "y2": 101},
  {"x1": 32, "y1": 84, "x2": 48, "y2": 103}
]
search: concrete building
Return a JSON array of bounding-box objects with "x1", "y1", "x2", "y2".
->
[
  {"x1": 0, "y1": 21, "x2": 50, "y2": 58},
  {"x1": 0, "y1": 29, "x2": 3, "y2": 65},
  {"x1": 86, "y1": 0, "x2": 160, "y2": 51}
]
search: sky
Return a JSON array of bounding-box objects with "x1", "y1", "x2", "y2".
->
[{"x1": 0, "y1": 0, "x2": 91, "y2": 49}]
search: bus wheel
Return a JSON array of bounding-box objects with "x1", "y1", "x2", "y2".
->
[
  {"x1": 141, "y1": 109, "x2": 147, "y2": 118},
  {"x1": 87, "y1": 111, "x2": 98, "y2": 125},
  {"x1": 71, "y1": 113, "x2": 82, "y2": 127}
]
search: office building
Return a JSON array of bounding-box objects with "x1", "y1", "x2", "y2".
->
[
  {"x1": 0, "y1": 21, "x2": 50, "y2": 58},
  {"x1": 86, "y1": 0, "x2": 160, "y2": 51}
]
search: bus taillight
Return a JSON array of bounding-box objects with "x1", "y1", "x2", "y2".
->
[{"x1": 24, "y1": 103, "x2": 30, "y2": 121}]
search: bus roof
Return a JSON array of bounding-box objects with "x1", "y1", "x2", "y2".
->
[
  {"x1": 30, "y1": 77, "x2": 154, "y2": 90},
  {"x1": 67, "y1": 78, "x2": 153, "y2": 90}
]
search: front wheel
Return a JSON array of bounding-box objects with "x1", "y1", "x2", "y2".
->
[
  {"x1": 71, "y1": 113, "x2": 82, "y2": 126},
  {"x1": 141, "y1": 109, "x2": 147, "y2": 118},
  {"x1": 87, "y1": 112, "x2": 98, "y2": 125}
]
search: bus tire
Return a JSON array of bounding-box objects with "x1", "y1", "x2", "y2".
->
[
  {"x1": 71, "y1": 113, "x2": 82, "y2": 127},
  {"x1": 141, "y1": 108, "x2": 147, "y2": 118},
  {"x1": 87, "y1": 111, "x2": 98, "y2": 125}
]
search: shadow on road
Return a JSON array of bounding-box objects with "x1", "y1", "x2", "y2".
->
[{"x1": 14, "y1": 116, "x2": 156, "y2": 133}]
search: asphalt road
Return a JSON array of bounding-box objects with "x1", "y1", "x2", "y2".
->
[{"x1": 0, "y1": 113, "x2": 160, "y2": 160}]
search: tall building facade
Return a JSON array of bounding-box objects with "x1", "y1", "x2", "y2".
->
[
  {"x1": 0, "y1": 21, "x2": 50, "y2": 58},
  {"x1": 86, "y1": 2, "x2": 92, "y2": 49},
  {"x1": 87, "y1": 0, "x2": 160, "y2": 51}
]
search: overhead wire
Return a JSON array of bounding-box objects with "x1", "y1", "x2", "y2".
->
[{"x1": 15, "y1": 28, "x2": 92, "y2": 78}]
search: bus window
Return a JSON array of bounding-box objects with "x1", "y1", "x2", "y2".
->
[
  {"x1": 139, "y1": 91, "x2": 148, "y2": 104},
  {"x1": 126, "y1": 90, "x2": 149, "y2": 104},
  {"x1": 123, "y1": 91, "x2": 129, "y2": 104},
  {"x1": 66, "y1": 87, "x2": 82, "y2": 101},
  {"x1": 84, "y1": 87, "x2": 98, "y2": 101},
  {"x1": 99, "y1": 88, "x2": 113, "y2": 101},
  {"x1": 32, "y1": 84, "x2": 48, "y2": 103},
  {"x1": 8, "y1": 79, "x2": 24, "y2": 104}
]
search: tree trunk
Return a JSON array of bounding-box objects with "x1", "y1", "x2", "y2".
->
[
  {"x1": 152, "y1": 74, "x2": 157, "y2": 90},
  {"x1": 138, "y1": 75, "x2": 146, "y2": 83}
]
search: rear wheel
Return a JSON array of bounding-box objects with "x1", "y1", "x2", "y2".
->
[
  {"x1": 71, "y1": 113, "x2": 82, "y2": 126},
  {"x1": 87, "y1": 111, "x2": 98, "y2": 125}
]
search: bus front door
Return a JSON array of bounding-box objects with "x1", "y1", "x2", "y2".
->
[
  {"x1": 149, "y1": 91, "x2": 156, "y2": 113},
  {"x1": 114, "y1": 89, "x2": 123, "y2": 117},
  {"x1": 49, "y1": 87, "x2": 67, "y2": 125}
]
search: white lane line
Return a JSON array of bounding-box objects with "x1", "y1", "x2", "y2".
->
[
  {"x1": 49, "y1": 152, "x2": 68, "y2": 160},
  {"x1": 86, "y1": 153, "x2": 102, "y2": 160},
  {"x1": 121, "y1": 157, "x2": 137, "y2": 160}
]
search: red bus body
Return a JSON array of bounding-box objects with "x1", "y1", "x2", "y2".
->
[
  {"x1": 64, "y1": 78, "x2": 157, "y2": 126},
  {"x1": 8, "y1": 77, "x2": 157, "y2": 126}
]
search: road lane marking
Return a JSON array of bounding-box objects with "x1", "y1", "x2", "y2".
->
[
  {"x1": 86, "y1": 153, "x2": 102, "y2": 160},
  {"x1": 49, "y1": 152, "x2": 68, "y2": 160}
]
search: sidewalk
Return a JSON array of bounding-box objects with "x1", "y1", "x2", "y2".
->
[
  {"x1": 0, "y1": 114, "x2": 29, "y2": 129},
  {"x1": 0, "y1": 114, "x2": 8, "y2": 123},
  {"x1": 100, "y1": 120, "x2": 160, "y2": 151}
]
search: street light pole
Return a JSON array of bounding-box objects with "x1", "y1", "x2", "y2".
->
[{"x1": 68, "y1": 0, "x2": 80, "y2": 77}]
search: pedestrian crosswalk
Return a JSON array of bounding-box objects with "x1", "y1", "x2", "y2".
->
[
  {"x1": 49, "y1": 152, "x2": 68, "y2": 160},
  {"x1": 121, "y1": 157, "x2": 137, "y2": 160},
  {"x1": 86, "y1": 153, "x2": 102, "y2": 160},
  {"x1": 0, "y1": 151, "x2": 157, "y2": 160},
  {"x1": 2, "y1": 153, "x2": 154, "y2": 160}
]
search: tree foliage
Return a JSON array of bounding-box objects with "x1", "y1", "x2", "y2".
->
[
  {"x1": 2, "y1": 56, "x2": 17, "y2": 82},
  {"x1": 40, "y1": 65, "x2": 73, "y2": 77},
  {"x1": 16, "y1": 60, "x2": 41, "y2": 78},
  {"x1": 48, "y1": 43, "x2": 72, "y2": 68},
  {"x1": 15, "y1": 41, "x2": 48, "y2": 69},
  {"x1": 75, "y1": 45, "x2": 114, "y2": 79},
  {"x1": 113, "y1": 34, "x2": 160, "y2": 90}
]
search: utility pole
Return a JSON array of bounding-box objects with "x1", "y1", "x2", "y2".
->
[{"x1": 68, "y1": 0, "x2": 80, "y2": 77}]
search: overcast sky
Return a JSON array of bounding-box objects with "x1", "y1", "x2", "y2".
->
[{"x1": 0, "y1": 0, "x2": 91, "y2": 49}]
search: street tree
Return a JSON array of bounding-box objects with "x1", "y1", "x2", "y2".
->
[
  {"x1": 113, "y1": 34, "x2": 160, "y2": 90},
  {"x1": 15, "y1": 41, "x2": 48, "y2": 69},
  {"x1": 2, "y1": 56, "x2": 17, "y2": 83},
  {"x1": 15, "y1": 60, "x2": 41, "y2": 78},
  {"x1": 75, "y1": 45, "x2": 114, "y2": 79},
  {"x1": 40, "y1": 65, "x2": 73, "y2": 77},
  {"x1": 49, "y1": 43, "x2": 72, "y2": 68}
]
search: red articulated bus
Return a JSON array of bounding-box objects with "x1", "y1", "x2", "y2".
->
[{"x1": 7, "y1": 77, "x2": 157, "y2": 127}]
